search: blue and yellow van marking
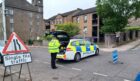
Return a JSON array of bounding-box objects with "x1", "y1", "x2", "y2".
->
[
  {"x1": 86, "y1": 45, "x2": 90, "y2": 51},
  {"x1": 76, "y1": 46, "x2": 82, "y2": 52}
]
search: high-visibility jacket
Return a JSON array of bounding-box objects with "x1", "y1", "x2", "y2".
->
[{"x1": 48, "y1": 39, "x2": 60, "y2": 53}]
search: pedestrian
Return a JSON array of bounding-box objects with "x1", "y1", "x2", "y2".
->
[{"x1": 48, "y1": 36, "x2": 60, "y2": 69}]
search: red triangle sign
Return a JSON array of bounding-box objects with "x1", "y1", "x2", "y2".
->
[{"x1": 2, "y1": 32, "x2": 30, "y2": 54}]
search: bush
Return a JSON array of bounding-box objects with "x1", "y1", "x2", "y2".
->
[
  {"x1": 56, "y1": 22, "x2": 80, "y2": 37},
  {"x1": 42, "y1": 35, "x2": 53, "y2": 41},
  {"x1": 28, "y1": 39, "x2": 34, "y2": 45},
  {"x1": 124, "y1": 26, "x2": 140, "y2": 31}
]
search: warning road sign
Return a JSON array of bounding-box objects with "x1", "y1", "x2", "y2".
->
[{"x1": 2, "y1": 32, "x2": 29, "y2": 54}]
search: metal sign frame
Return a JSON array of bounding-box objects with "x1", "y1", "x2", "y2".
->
[{"x1": 2, "y1": 52, "x2": 32, "y2": 81}]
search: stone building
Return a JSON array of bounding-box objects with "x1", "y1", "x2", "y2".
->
[{"x1": 0, "y1": 0, "x2": 45, "y2": 42}]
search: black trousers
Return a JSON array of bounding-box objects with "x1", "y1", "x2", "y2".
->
[{"x1": 51, "y1": 53, "x2": 57, "y2": 68}]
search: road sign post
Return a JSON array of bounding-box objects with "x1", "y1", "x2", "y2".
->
[{"x1": 2, "y1": 0, "x2": 7, "y2": 42}]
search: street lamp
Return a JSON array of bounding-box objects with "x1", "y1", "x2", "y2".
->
[
  {"x1": 83, "y1": 27, "x2": 87, "y2": 40},
  {"x1": 2, "y1": 0, "x2": 7, "y2": 43}
]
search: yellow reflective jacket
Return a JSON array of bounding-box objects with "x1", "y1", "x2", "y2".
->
[{"x1": 48, "y1": 39, "x2": 60, "y2": 53}]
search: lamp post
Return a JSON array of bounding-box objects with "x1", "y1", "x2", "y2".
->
[
  {"x1": 2, "y1": 0, "x2": 7, "y2": 43},
  {"x1": 83, "y1": 27, "x2": 87, "y2": 40}
]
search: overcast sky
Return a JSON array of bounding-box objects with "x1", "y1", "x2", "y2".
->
[
  {"x1": 0, "y1": 0, "x2": 96, "y2": 19},
  {"x1": 28, "y1": 0, "x2": 97, "y2": 19}
]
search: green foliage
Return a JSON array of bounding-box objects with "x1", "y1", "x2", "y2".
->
[
  {"x1": 96, "y1": 0, "x2": 140, "y2": 33},
  {"x1": 42, "y1": 35, "x2": 53, "y2": 41},
  {"x1": 56, "y1": 22, "x2": 80, "y2": 37},
  {"x1": 124, "y1": 26, "x2": 140, "y2": 31},
  {"x1": 28, "y1": 39, "x2": 34, "y2": 45}
]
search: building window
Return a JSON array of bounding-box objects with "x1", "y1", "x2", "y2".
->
[
  {"x1": 30, "y1": 21, "x2": 33, "y2": 25},
  {"x1": 10, "y1": 23, "x2": 14, "y2": 32},
  {"x1": 10, "y1": 18, "x2": 14, "y2": 23},
  {"x1": 37, "y1": 22, "x2": 40, "y2": 26},
  {"x1": 60, "y1": 19, "x2": 62, "y2": 24},
  {"x1": 84, "y1": 15, "x2": 87, "y2": 23},
  {"x1": 51, "y1": 21, "x2": 54, "y2": 24},
  {"x1": 9, "y1": 9, "x2": 14, "y2": 15},
  {"x1": 38, "y1": 7, "x2": 41, "y2": 12},
  {"x1": 38, "y1": 0, "x2": 41, "y2": 4},
  {"x1": 77, "y1": 17, "x2": 80, "y2": 23},
  {"x1": 56, "y1": 19, "x2": 59, "y2": 24},
  {"x1": 37, "y1": 15, "x2": 40, "y2": 19},
  {"x1": 28, "y1": 12, "x2": 33, "y2": 18}
]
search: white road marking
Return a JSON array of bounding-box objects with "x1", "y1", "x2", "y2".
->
[
  {"x1": 56, "y1": 64, "x2": 65, "y2": 67},
  {"x1": 124, "y1": 79, "x2": 131, "y2": 81},
  {"x1": 72, "y1": 68, "x2": 82, "y2": 71},
  {"x1": 43, "y1": 62, "x2": 50, "y2": 64},
  {"x1": 93, "y1": 72, "x2": 108, "y2": 77}
]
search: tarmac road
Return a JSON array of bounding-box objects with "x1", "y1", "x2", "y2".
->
[{"x1": 0, "y1": 46, "x2": 140, "y2": 81}]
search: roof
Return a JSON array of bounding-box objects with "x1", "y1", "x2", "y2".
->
[
  {"x1": 48, "y1": 15, "x2": 57, "y2": 20},
  {"x1": 48, "y1": 8, "x2": 82, "y2": 20},
  {"x1": 5, "y1": 0, "x2": 38, "y2": 12},
  {"x1": 74, "y1": 7, "x2": 96, "y2": 16},
  {"x1": 61, "y1": 8, "x2": 82, "y2": 17}
]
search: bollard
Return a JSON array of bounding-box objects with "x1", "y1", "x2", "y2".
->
[
  {"x1": 112, "y1": 50, "x2": 118, "y2": 64},
  {"x1": 135, "y1": 72, "x2": 140, "y2": 81}
]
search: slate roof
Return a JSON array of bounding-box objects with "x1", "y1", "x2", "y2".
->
[
  {"x1": 74, "y1": 7, "x2": 96, "y2": 16},
  {"x1": 5, "y1": 0, "x2": 38, "y2": 12},
  {"x1": 48, "y1": 8, "x2": 82, "y2": 20}
]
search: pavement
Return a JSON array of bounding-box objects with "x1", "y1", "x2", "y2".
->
[
  {"x1": 28, "y1": 38, "x2": 140, "y2": 52},
  {"x1": 100, "y1": 38, "x2": 140, "y2": 52}
]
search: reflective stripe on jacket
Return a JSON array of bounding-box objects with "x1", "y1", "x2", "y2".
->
[{"x1": 48, "y1": 39, "x2": 60, "y2": 53}]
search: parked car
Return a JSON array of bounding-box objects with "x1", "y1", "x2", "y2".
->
[{"x1": 57, "y1": 39, "x2": 99, "y2": 62}]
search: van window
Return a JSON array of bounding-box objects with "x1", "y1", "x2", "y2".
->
[
  {"x1": 85, "y1": 40, "x2": 91, "y2": 46},
  {"x1": 79, "y1": 40, "x2": 85, "y2": 46},
  {"x1": 71, "y1": 41, "x2": 79, "y2": 46}
]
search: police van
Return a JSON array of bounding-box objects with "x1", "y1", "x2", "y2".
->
[{"x1": 57, "y1": 39, "x2": 99, "y2": 62}]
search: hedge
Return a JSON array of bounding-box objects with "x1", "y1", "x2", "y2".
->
[{"x1": 124, "y1": 26, "x2": 140, "y2": 31}]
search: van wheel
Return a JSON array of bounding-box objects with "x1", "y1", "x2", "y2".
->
[
  {"x1": 95, "y1": 49, "x2": 99, "y2": 56},
  {"x1": 74, "y1": 53, "x2": 81, "y2": 62}
]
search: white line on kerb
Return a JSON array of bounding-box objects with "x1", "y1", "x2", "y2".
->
[
  {"x1": 124, "y1": 79, "x2": 131, "y2": 81},
  {"x1": 93, "y1": 72, "x2": 108, "y2": 77},
  {"x1": 72, "y1": 68, "x2": 82, "y2": 71}
]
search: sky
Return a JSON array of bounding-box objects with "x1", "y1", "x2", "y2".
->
[{"x1": 0, "y1": 0, "x2": 96, "y2": 19}]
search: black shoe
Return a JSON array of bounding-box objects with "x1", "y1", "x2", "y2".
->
[{"x1": 52, "y1": 67, "x2": 58, "y2": 69}]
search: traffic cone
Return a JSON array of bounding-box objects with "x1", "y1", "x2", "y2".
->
[{"x1": 135, "y1": 72, "x2": 140, "y2": 81}]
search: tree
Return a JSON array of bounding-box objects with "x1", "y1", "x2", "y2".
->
[
  {"x1": 96, "y1": 0, "x2": 140, "y2": 33},
  {"x1": 56, "y1": 22, "x2": 80, "y2": 37}
]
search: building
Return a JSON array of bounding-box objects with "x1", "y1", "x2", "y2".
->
[
  {"x1": 45, "y1": 7, "x2": 103, "y2": 42},
  {"x1": 45, "y1": 7, "x2": 140, "y2": 43},
  {"x1": 0, "y1": 0, "x2": 45, "y2": 42},
  {"x1": 73, "y1": 7, "x2": 104, "y2": 42},
  {"x1": 46, "y1": 8, "x2": 82, "y2": 32}
]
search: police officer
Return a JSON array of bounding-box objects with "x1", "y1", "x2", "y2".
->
[{"x1": 48, "y1": 36, "x2": 60, "y2": 69}]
